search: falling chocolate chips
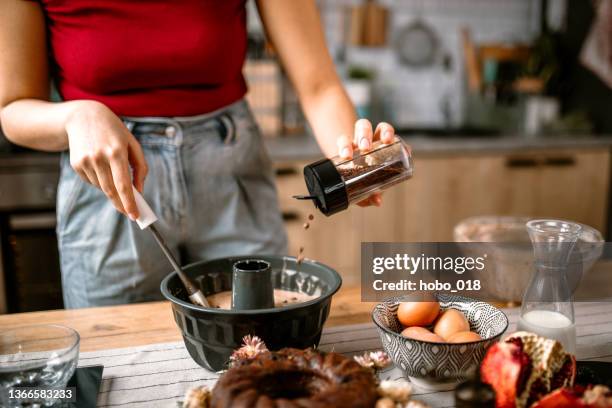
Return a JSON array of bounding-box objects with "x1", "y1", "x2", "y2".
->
[
  {"x1": 303, "y1": 214, "x2": 313, "y2": 230},
  {"x1": 297, "y1": 215, "x2": 314, "y2": 265}
]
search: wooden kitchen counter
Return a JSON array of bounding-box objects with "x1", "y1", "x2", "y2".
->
[{"x1": 0, "y1": 286, "x2": 375, "y2": 352}]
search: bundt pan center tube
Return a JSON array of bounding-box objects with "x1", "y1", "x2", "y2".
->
[
  {"x1": 160, "y1": 255, "x2": 342, "y2": 372},
  {"x1": 231, "y1": 259, "x2": 274, "y2": 310}
]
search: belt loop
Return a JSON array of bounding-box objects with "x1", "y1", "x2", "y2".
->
[{"x1": 167, "y1": 118, "x2": 183, "y2": 145}]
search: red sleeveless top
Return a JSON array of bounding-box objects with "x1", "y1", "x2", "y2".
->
[{"x1": 36, "y1": 0, "x2": 247, "y2": 116}]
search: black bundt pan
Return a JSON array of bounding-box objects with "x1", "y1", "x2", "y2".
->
[{"x1": 160, "y1": 255, "x2": 342, "y2": 372}]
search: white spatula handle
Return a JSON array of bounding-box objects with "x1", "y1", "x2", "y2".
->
[{"x1": 132, "y1": 186, "x2": 158, "y2": 229}]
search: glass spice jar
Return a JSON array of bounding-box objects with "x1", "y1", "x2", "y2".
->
[{"x1": 296, "y1": 136, "x2": 414, "y2": 216}]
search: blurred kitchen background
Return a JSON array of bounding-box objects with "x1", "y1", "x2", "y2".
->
[{"x1": 1, "y1": 0, "x2": 611, "y2": 313}]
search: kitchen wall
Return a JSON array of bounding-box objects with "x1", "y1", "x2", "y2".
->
[
  {"x1": 319, "y1": 0, "x2": 542, "y2": 128},
  {"x1": 248, "y1": 0, "x2": 544, "y2": 129}
]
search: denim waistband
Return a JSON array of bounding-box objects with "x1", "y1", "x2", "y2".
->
[{"x1": 122, "y1": 99, "x2": 245, "y2": 144}]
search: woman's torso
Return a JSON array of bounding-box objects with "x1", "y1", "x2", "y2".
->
[{"x1": 38, "y1": 0, "x2": 248, "y2": 116}]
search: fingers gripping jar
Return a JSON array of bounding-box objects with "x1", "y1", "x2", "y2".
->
[{"x1": 298, "y1": 137, "x2": 414, "y2": 216}]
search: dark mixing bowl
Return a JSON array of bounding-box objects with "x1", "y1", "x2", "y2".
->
[{"x1": 160, "y1": 255, "x2": 342, "y2": 372}]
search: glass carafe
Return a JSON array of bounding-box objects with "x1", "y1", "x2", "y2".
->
[{"x1": 516, "y1": 219, "x2": 581, "y2": 353}]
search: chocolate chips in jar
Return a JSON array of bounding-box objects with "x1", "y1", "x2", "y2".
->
[
  {"x1": 297, "y1": 136, "x2": 413, "y2": 216},
  {"x1": 338, "y1": 160, "x2": 407, "y2": 204}
]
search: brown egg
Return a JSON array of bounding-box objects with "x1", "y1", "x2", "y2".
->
[
  {"x1": 401, "y1": 326, "x2": 445, "y2": 343},
  {"x1": 447, "y1": 331, "x2": 482, "y2": 343},
  {"x1": 396, "y1": 301, "x2": 440, "y2": 327},
  {"x1": 433, "y1": 309, "x2": 470, "y2": 340}
]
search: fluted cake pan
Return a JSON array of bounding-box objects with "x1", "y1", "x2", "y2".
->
[{"x1": 160, "y1": 255, "x2": 342, "y2": 372}]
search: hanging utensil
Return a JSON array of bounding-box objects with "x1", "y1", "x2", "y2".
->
[
  {"x1": 132, "y1": 187, "x2": 209, "y2": 307},
  {"x1": 394, "y1": 1, "x2": 440, "y2": 68},
  {"x1": 461, "y1": 28, "x2": 482, "y2": 93},
  {"x1": 395, "y1": 20, "x2": 439, "y2": 68}
]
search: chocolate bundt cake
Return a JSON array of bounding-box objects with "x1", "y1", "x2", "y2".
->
[{"x1": 211, "y1": 348, "x2": 379, "y2": 408}]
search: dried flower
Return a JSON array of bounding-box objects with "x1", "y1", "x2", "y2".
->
[
  {"x1": 354, "y1": 353, "x2": 374, "y2": 368},
  {"x1": 229, "y1": 335, "x2": 268, "y2": 364},
  {"x1": 182, "y1": 385, "x2": 211, "y2": 408},
  {"x1": 369, "y1": 351, "x2": 392, "y2": 369},
  {"x1": 354, "y1": 350, "x2": 392, "y2": 370},
  {"x1": 378, "y1": 380, "x2": 412, "y2": 403}
]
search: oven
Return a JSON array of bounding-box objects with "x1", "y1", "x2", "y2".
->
[{"x1": 0, "y1": 152, "x2": 62, "y2": 313}]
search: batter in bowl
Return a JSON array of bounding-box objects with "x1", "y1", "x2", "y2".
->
[{"x1": 207, "y1": 290, "x2": 316, "y2": 309}]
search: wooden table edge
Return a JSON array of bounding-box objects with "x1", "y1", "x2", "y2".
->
[{"x1": 0, "y1": 286, "x2": 375, "y2": 352}]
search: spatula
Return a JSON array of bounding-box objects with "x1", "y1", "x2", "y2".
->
[{"x1": 131, "y1": 187, "x2": 209, "y2": 307}]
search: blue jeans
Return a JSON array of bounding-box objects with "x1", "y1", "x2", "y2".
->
[{"x1": 56, "y1": 100, "x2": 287, "y2": 308}]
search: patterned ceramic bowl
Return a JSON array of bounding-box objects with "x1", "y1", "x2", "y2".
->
[{"x1": 372, "y1": 294, "x2": 508, "y2": 391}]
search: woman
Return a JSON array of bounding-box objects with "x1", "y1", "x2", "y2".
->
[{"x1": 0, "y1": 0, "x2": 396, "y2": 308}]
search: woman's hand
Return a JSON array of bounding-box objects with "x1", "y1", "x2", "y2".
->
[
  {"x1": 64, "y1": 101, "x2": 147, "y2": 220},
  {"x1": 336, "y1": 119, "x2": 396, "y2": 207}
]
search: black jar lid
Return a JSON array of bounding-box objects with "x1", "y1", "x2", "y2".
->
[{"x1": 300, "y1": 158, "x2": 348, "y2": 216}]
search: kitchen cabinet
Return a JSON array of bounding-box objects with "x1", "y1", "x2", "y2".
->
[{"x1": 274, "y1": 147, "x2": 610, "y2": 284}]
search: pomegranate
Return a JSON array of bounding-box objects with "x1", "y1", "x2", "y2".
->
[{"x1": 480, "y1": 331, "x2": 576, "y2": 408}]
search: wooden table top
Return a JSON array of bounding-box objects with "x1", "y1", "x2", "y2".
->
[{"x1": 0, "y1": 286, "x2": 376, "y2": 352}]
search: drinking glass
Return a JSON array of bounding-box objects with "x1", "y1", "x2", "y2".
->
[{"x1": 0, "y1": 324, "x2": 80, "y2": 407}]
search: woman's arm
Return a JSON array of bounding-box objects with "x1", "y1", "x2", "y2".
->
[
  {"x1": 256, "y1": 0, "x2": 395, "y2": 206},
  {"x1": 0, "y1": 0, "x2": 146, "y2": 219}
]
